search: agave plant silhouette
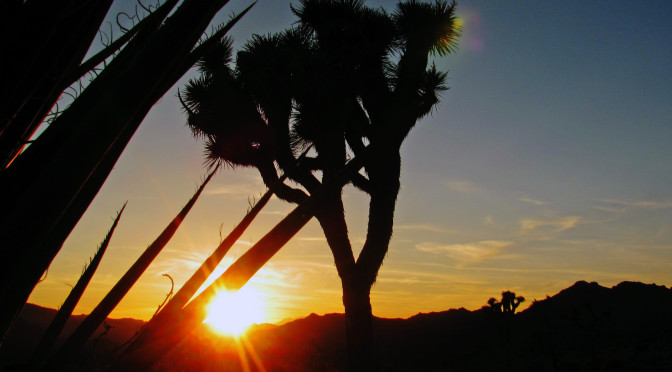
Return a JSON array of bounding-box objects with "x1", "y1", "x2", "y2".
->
[
  {"x1": 0, "y1": 0, "x2": 255, "y2": 344},
  {"x1": 48, "y1": 169, "x2": 216, "y2": 368},
  {"x1": 29, "y1": 203, "x2": 126, "y2": 369}
]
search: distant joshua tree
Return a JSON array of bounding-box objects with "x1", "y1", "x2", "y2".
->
[
  {"x1": 486, "y1": 291, "x2": 526, "y2": 371},
  {"x1": 487, "y1": 291, "x2": 526, "y2": 315}
]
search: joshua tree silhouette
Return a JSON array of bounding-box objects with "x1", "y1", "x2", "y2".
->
[
  {"x1": 488, "y1": 291, "x2": 526, "y2": 315},
  {"x1": 486, "y1": 290, "x2": 526, "y2": 371},
  {"x1": 179, "y1": 1, "x2": 460, "y2": 370}
]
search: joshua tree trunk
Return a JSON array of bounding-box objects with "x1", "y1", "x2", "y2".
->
[
  {"x1": 309, "y1": 152, "x2": 400, "y2": 371},
  {"x1": 313, "y1": 195, "x2": 373, "y2": 370},
  {"x1": 342, "y1": 279, "x2": 375, "y2": 372},
  {"x1": 342, "y1": 145, "x2": 401, "y2": 371}
]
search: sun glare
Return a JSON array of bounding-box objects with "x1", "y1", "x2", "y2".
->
[{"x1": 204, "y1": 286, "x2": 265, "y2": 336}]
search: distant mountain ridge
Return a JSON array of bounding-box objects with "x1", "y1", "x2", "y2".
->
[{"x1": 2, "y1": 281, "x2": 671, "y2": 371}]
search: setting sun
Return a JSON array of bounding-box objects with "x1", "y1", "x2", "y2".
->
[{"x1": 204, "y1": 286, "x2": 266, "y2": 336}]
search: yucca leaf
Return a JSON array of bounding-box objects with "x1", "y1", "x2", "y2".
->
[
  {"x1": 29, "y1": 203, "x2": 126, "y2": 368},
  {"x1": 158, "y1": 188, "x2": 273, "y2": 316},
  {"x1": 0, "y1": 0, "x2": 115, "y2": 170},
  {"x1": 0, "y1": 0, "x2": 250, "y2": 344},
  {"x1": 62, "y1": 0, "x2": 182, "y2": 90},
  {"x1": 114, "y1": 191, "x2": 316, "y2": 371},
  {"x1": 113, "y1": 146, "x2": 369, "y2": 371},
  {"x1": 47, "y1": 168, "x2": 216, "y2": 367}
]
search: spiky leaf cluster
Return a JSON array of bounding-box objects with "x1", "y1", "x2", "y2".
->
[
  {"x1": 183, "y1": 0, "x2": 460, "y2": 187},
  {"x1": 394, "y1": 0, "x2": 461, "y2": 56},
  {"x1": 182, "y1": 39, "x2": 272, "y2": 169}
]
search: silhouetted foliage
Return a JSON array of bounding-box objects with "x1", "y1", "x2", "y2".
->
[
  {"x1": 0, "y1": 0, "x2": 253, "y2": 344},
  {"x1": 487, "y1": 291, "x2": 526, "y2": 315},
  {"x1": 179, "y1": 1, "x2": 460, "y2": 370},
  {"x1": 112, "y1": 149, "x2": 368, "y2": 371},
  {"x1": 47, "y1": 169, "x2": 216, "y2": 369},
  {"x1": 484, "y1": 290, "x2": 526, "y2": 371},
  {"x1": 29, "y1": 203, "x2": 126, "y2": 369}
]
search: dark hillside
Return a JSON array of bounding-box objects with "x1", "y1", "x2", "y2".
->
[
  {"x1": 516, "y1": 281, "x2": 672, "y2": 371},
  {"x1": 0, "y1": 304, "x2": 144, "y2": 369},
  {"x1": 2, "y1": 281, "x2": 671, "y2": 371},
  {"x1": 157, "y1": 281, "x2": 672, "y2": 371}
]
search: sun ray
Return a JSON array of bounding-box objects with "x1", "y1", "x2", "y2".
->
[
  {"x1": 233, "y1": 336, "x2": 251, "y2": 372},
  {"x1": 240, "y1": 333, "x2": 267, "y2": 372}
]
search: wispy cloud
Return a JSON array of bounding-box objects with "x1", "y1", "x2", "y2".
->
[
  {"x1": 395, "y1": 224, "x2": 452, "y2": 234},
  {"x1": 205, "y1": 184, "x2": 264, "y2": 198},
  {"x1": 520, "y1": 217, "x2": 580, "y2": 233},
  {"x1": 156, "y1": 249, "x2": 209, "y2": 270},
  {"x1": 519, "y1": 197, "x2": 549, "y2": 206},
  {"x1": 272, "y1": 259, "x2": 335, "y2": 270},
  {"x1": 444, "y1": 180, "x2": 483, "y2": 194},
  {"x1": 149, "y1": 241, "x2": 255, "y2": 275},
  {"x1": 296, "y1": 236, "x2": 327, "y2": 242},
  {"x1": 374, "y1": 266, "x2": 488, "y2": 287},
  {"x1": 519, "y1": 216, "x2": 581, "y2": 240},
  {"x1": 204, "y1": 174, "x2": 266, "y2": 198},
  {"x1": 257, "y1": 211, "x2": 286, "y2": 217},
  {"x1": 374, "y1": 277, "x2": 428, "y2": 285},
  {"x1": 600, "y1": 198, "x2": 672, "y2": 210},
  {"x1": 592, "y1": 205, "x2": 625, "y2": 214},
  {"x1": 449, "y1": 265, "x2": 639, "y2": 281},
  {"x1": 415, "y1": 240, "x2": 512, "y2": 262}
]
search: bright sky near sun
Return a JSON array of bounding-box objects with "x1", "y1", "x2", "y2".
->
[{"x1": 29, "y1": 0, "x2": 672, "y2": 325}]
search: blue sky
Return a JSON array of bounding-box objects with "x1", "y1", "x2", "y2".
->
[{"x1": 29, "y1": 0, "x2": 672, "y2": 323}]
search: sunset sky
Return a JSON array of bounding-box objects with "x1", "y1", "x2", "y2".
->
[{"x1": 28, "y1": 0, "x2": 672, "y2": 325}]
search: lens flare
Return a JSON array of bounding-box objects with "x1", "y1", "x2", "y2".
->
[{"x1": 204, "y1": 286, "x2": 265, "y2": 336}]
